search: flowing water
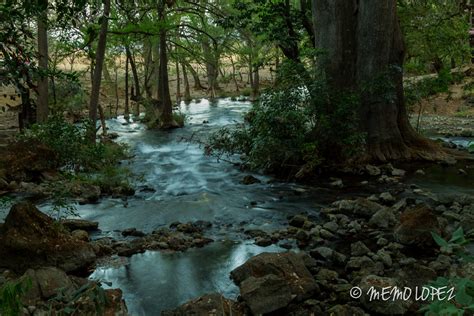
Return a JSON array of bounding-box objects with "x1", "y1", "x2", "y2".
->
[
  {"x1": 1, "y1": 99, "x2": 473, "y2": 315},
  {"x1": 76, "y1": 99, "x2": 330, "y2": 315}
]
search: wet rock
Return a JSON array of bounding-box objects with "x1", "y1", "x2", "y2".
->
[
  {"x1": 365, "y1": 165, "x2": 381, "y2": 176},
  {"x1": 379, "y1": 192, "x2": 396, "y2": 204},
  {"x1": 415, "y1": 169, "x2": 425, "y2": 176},
  {"x1": 346, "y1": 256, "x2": 374, "y2": 271},
  {"x1": 241, "y1": 175, "x2": 261, "y2": 185},
  {"x1": 244, "y1": 229, "x2": 268, "y2": 238},
  {"x1": 22, "y1": 267, "x2": 74, "y2": 302},
  {"x1": 255, "y1": 237, "x2": 273, "y2": 247},
  {"x1": 60, "y1": 219, "x2": 99, "y2": 232},
  {"x1": 162, "y1": 293, "x2": 242, "y2": 316},
  {"x1": 327, "y1": 304, "x2": 367, "y2": 316},
  {"x1": 310, "y1": 247, "x2": 346, "y2": 265},
  {"x1": 394, "y1": 204, "x2": 441, "y2": 247},
  {"x1": 323, "y1": 221, "x2": 339, "y2": 233},
  {"x1": 0, "y1": 202, "x2": 96, "y2": 274},
  {"x1": 351, "y1": 241, "x2": 371, "y2": 257},
  {"x1": 122, "y1": 227, "x2": 146, "y2": 237},
  {"x1": 70, "y1": 183, "x2": 101, "y2": 204},
  {"x1": 391, "y1": 168, "x2": 406, "y2": 177},
  {"x1": 359, "y1": 275, "x2": 411, "y2": 315},
  {"x1": 231, "y1": 252, "x2": 318, "y2": 307},
  {"x1": 289, "y1": 214, "x2": 307, "y2": 228},
  {"x1": 369, "y1": 207, "x2": 397, "y2": 229},
  {"x1": 330, "y1": 178, "x2": 344, "y2": 188},
  {"x1": 71, "y1": 230, "x2": 89, "y2": 242},
  {"x1": 240, "y1": 275, "x2": 293, "y2": 315},
  {"x1": 333, "y1": 198, "x2": 386, "y2": 217},
  {"x1": 429, "y1": 254, "x2": 451, "y2": 272},
  {"x1": 375, "y1": 250, "x2": 392, "y2": 268}
]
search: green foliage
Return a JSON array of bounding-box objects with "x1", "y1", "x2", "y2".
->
[
  {"x1": 0, "y1": 278, "x2": 31, "y2": 316},
  {"x1": 173, "y1": 111, "x2": 186, "y2": 127},
  {"x1": 47, "y1": 282, "x2": 109, "y2": 315},
  {"x1": 431, "y1": 227, "x2": 470, "y2": 255},
  {"x1": 17, "y1": 116, "x2": 128, "y2": 172},
  {"x1": 404, "y1": 69, "x2": 464, "y2": 109},
  {"x1": 208, "y1": 61, "x2": 363, "y2": 176},
  {"x1": 468, "y1": 142, "x2": 474, "y2": 154},
  {"x1": 421, "y1": 228, "x2": 474, "y2": 315},
  {"x1": 399, "y1": 0, "x2": 470, "y2": 74},
  {"x1": 49, "y1": 76, "x2": 87, "y2": 116},
  {"x1": 420, "y1": 277, "x2": 474, "y2": 315}
]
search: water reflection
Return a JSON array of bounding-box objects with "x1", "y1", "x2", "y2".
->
[{"x1": 91, "y1": 241, "x2": 284, "y2": 315}]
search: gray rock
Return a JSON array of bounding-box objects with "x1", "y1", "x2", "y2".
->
[
  {"x1": 346, "y1": 256, "x2": 374, "y2": 270},
  {"x1": 71, "y1": 230, "x2": 89, "y2": 242},
  {"x1": 394, "y1": 204, "x2": 441, "y2": 247},
  {"x1": 162, "y1": 293, "x2": 242, "y2": 316},
  {"x1": 415, "y1": 169, "x2": 425, "y2": 176},
  {"x1": 379, "y1": 192, "x2": 396, "y2": 204},
  {"x1": 369, "y1": 207, "x2": 397, "y2": 229},
  {"x1": 231, "y1": 252, "x2": 318, "y2": 303},
  {"x1": 360, "y1": 275, "x2": 411, "y2": 315},
  {"x1": 323, "y1": 221, "x2": 339, "y2": 233},
  {"x1": 351, "y1": 241, "x2": 371, "y2": 257},
  {"x1": 60, "y1": 219, "x2": 99, "y2": 232},
  {"x1": 242, "y1": 175, "x2": 261, "y2": 185},
  {"x1": 366, "y1": 165, "x2": 381, "y2": 176},
  {"x1": 330, "y1": 178, "x2": 344, "y2": 188},
  {"x1": 376, "y1": 250, "x2": 393, "y2": 267},
  {"x1": 391, "y1": 168, "x2": 406, "y2": 177},
  {"x1": 240, "y1": 275, "x2": 292, "y2": 315},
  {"x1": 289, "y1": 215, "x2": 307, "y2": 228}
]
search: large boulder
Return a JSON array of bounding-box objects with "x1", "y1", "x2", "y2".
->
[
  {"x1": 394, "y1": 204, "x2": 441, "y2": 247},
  {"x1": 0, "y1": 202, "x2": 96, "y2": 273},
  {"x1": 161, "y1": 293, "x2": 243, "y2": 316},
  {"x1": 230, "y1": 252, "x2": 318, "y2": 315}
]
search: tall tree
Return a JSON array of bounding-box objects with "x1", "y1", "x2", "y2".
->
[
  {"x1": 313, "y1": 0, "x2": 444, "y2": 161},
  {"x1": 156, "y1": 0, "x2": 178, "y2": 128},
  {"x1": 88, "y1": 0, "x2": 111, "y2": 141},
  {"x1": 36, "y1": 0, "x2": 49, "y2": 123}
]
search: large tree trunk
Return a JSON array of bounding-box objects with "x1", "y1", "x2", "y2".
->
[
  {"x1": 124, "y1": 47, "x2": 130, "y2": 121},
  {"x1": 126, "y1": 46, "x2": 142, "y2": 102},
  {"x1": 181, "y1": 62, "x2": 192, "y2": 103},
  {"x1": 88, "y1": 0, "x2": 110, "y2": 142},
  {"x1": 314, "y1": 0, "x2": 444, "y2": 161},
  {"x1": 36, "y1": 0, "x2": 48, "y2": 123},
  {"x1": 202, "y1": 38, "x2": 219, "y2": 99},
  {"x1": 156, "y1": 0, "x2": 178, "y2": 129},
  {"x1": 143, "y1": 38, "x2": 154, "y2": 98}
]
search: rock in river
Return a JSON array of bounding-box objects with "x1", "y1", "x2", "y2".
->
[
  {"x1": 230, "y1": 252, "x2": 318, "y2": 315},
  {"x1": 0, "y1": 202, "x2": 96, "y2": 274}
]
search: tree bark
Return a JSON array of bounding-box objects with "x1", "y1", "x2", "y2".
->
[
  {"x1": 88, "y1": 0, "x2": 111, "y2": 142},
  {"x1": 126, "y1": 46, "x2": 142, "y2": 102},
  {"x1": 37, "y1": 0, "x2": 49, "y2": 123},
  {"x1": 124, "y1": 47, "x2": 130, "y2": 121},
  {"x1": 314, "y1": 0, "x2": 444, "y2": 161},
  {"x1": 175, "y1": 58, "x2": 181, "y2": 105},
  {"x1": 181, "y1": 63, "x2": 192, "y2": 103},
  {"x1": 202, "y1": 38, "x2": 219, "y2": 99},
  {"x1": 156, "y1": 0, "x2": 178, "y2": 129}
]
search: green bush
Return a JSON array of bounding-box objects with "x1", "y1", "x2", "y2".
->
[
  {"x1": 16, "y1": 116, "x2": 128, "y2": 173},
  {"x1": 0, "y1": 279, "x2": 31, "y2": 316},
  {"x1": 207, "y1": 61, "x2": 363, "y2": 177}
]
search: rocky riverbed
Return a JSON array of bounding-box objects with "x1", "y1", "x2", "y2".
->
[{"x1": 163, "y1": 163, "x2": 474, "y2": 315}]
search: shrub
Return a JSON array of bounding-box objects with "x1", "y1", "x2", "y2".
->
[
  {"x1": 0, "y1": 279, "x2": 31, "y2": 316},
  {"x1": 207, "y1": 61, "x2": 363, "y2": 177},
  {"x1": 15, "y1": 116, "x2": 128, "y2": 173}
]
